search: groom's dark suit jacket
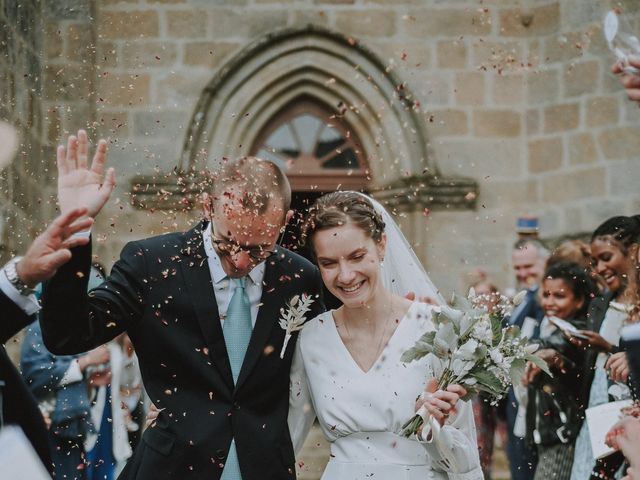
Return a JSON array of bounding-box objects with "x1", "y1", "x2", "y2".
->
[{"x1": 40, "y1": 222, "x2": 325, "y2": 480}]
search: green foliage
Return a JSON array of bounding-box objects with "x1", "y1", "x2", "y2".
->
[
  {"x1": 473, "y1": 370, "x2": 504, "y2": 395},
  {"x1": 400, "y1": 331, "x2": 435, "y2": 363},
  {"x1": 525, "y1": 353, "x2": 553, "y2": 378},
  {"x1": 509, "y1": 358, "x2": 527, "y2": 386},
  {"x1": 490, "y1": 315, "x2": 503, "y2": 347}
]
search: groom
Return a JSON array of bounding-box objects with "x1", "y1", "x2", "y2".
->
[{"x1": 40, "y1": 130, "x2": 325, "y2": 480}]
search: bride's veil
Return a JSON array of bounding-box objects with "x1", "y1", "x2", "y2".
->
[{"x1": 354, "y1": 192, "x2": 445, "y2": 306}]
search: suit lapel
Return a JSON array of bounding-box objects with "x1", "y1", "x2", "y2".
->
[
  {"x1": 179, "y1": 224, "x2": 234, "y2": 389},
  {"x1": 235, "y1": 250, "x2": 287, "y2": 391}
]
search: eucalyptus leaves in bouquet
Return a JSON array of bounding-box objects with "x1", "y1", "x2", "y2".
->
[{"x1": 400, "y1": 290, "x2": 551, "y2": 438}]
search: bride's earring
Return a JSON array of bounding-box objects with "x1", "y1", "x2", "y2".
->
[{"x1": 380, "y1": 257, "x2": 384, "y2": 267}]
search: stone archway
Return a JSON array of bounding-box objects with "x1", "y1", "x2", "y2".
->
[
  {"x1": 131, "y1": 25, "x2": 477, "y2": 212},
  {"x1": 182, "y1": 25, "x2": 433, "y2": 183}
]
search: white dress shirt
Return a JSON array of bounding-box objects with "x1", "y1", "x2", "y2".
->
[
  {"x1": 202, "y1": 224, "x2": 265, "y2": 328},
  {"x1": 0, "y1": 264, "x2": 40, "y2": 315}
]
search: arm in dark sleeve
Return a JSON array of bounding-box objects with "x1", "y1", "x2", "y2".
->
[
  {"x1": 620, "y1": 335, "x2": 640, "y2": 399},
  {"x1": 40, "y1": 240, "x2": 146, "y2": 355},
  {"x1": 0, "y1": 290, "x2": 34, "y2": 344}
]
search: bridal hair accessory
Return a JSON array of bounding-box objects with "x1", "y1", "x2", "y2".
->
[
  {"x1": 279, "y1": 294, "x2": 315, "y2": 359},
  {"x1": 400, "y1": 289, "x2": 550, "y2": 438}
]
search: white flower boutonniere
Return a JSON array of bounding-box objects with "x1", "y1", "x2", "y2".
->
[{"x1": 279, "y1": 294, "x2": 315, "y2": 359}]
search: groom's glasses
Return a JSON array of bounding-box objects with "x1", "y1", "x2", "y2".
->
[{"x1": 210, "y1": 226, "x2": 283, "y2": 263}]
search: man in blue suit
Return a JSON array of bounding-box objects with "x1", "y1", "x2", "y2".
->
[{"x1": 505, "y1": 238, "x2": 548, "y2": 480}]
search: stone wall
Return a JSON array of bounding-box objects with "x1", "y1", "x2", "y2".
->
[
  {"x1": 416, "y1": 0, "x2": 640, "y2": 292},
  {"x1": 2, "y1": 1, "x2": 639, "y2": 477},
  {"x1": 0, "y1": 0, "x2": 98, "y2": 258},
  {"x1": 3, "y1": 0, "x2": 640, "y2": 295},
  {"x1": 0, "y1": 0, "x2": 49, "y2": 260}
]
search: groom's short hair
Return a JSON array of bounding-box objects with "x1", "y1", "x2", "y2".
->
[{"x1": 211, "y1": 156, "x2": 291, "y2": 215}]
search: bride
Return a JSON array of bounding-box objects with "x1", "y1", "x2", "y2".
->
[{"x1": 288, "y1": 191, "x2": 483, "y2": 480}]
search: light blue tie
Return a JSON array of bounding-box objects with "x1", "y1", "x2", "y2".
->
[{"x1": 221, "y1": 277, "x2": 252, "y2": 480}]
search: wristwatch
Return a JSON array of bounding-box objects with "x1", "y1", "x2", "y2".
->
[{"x1": 3, "y1": 256, "x2": 36, "y2": 296}]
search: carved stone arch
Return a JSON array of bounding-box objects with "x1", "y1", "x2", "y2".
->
[
  {"x1": 181, "y1": 26, "x2": 432, "y2": 183},
  {"x1": 131, "y1": 25, "x2": 477, "y2": 211}
]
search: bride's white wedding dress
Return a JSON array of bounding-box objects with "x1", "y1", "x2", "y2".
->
[{"x1": 289, "y1": 301, "x2": 484, "y2": 480}]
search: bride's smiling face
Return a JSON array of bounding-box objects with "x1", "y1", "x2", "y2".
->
[{"x1": 313, "y1": 221, "x2": 386, "y2": 308}]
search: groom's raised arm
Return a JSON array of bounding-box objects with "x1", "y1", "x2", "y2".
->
[
  {"x1": 40, "y1": 130, "x2": 142, "y2": 355},
  {"x1": 40, "y1": 237, "x2": 146, "y2": 355}
]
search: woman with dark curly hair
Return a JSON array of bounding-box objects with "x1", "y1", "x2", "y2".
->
[
  {"x1": 570, "y1": 215, "x2": 640, "y2": 480},
  {"x1": 523, "y1": 261, "x2": 598, "y2": 480}
]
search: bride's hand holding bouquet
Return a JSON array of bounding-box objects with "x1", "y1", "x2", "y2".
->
[
  {"x1": 401, "y1": 290, "x2": 552, "y2": 438},
  {"x1": 415, "y1": 378, "x2": 467, "y2": 429}
]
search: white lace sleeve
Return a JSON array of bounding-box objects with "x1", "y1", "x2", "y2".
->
[
  {"x1": 420, "y1": 398, "x2": 484, "y2": 480},
  {"x1": 288, "y1": 335, "x2": 316, "y2": 455}
]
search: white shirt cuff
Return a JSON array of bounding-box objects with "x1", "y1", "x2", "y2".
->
[
  {"x1": 0, "y1": 266, "x2": 40, "y2": 315},
  {"x1": 59, "y1": 359, "x2": 84, "y2": 386},
  {"x1": 71, "y1": 229, "x2": 91, "y2": 240}
]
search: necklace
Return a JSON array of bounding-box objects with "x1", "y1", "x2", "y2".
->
[{"x1": 340, "y1": 294, "x2": 395, "y2": 369}]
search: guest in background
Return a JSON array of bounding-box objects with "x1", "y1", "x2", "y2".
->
[
  {"x1": 21, "y1": 321, "x2": 109, "y2": 479},
  {"x1": 547, "y1": 239, "x2": 592, "y2": 270},
  {"x1": 547, "y1": 239, "x2": 608, "y2": 293},
  {"x1": 570, "y1": 216, "x2": 640, "y2": 480},
  {"x1": 506, "y1": 238, "x2": 549, "y2": 480},
  {"x1": 21, "y1": 265, "x2": 112, "y2": 479},
  {"x1": 84, "y1": 336, "x2": 133, "y2": 480},
  {"x1": 523, "y1": 262, "x2": 598, "y2": 480},
  {"x1": 510, "y1": 238, "x2": 549, "y2": 335}
]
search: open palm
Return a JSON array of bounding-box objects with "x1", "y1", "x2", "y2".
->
[
  {"x1": 57, "y1": 129, "x2": 115, "y2": 218},
  {"x1": 17, "y1": 208, "x2": 94, "y2": 286}
]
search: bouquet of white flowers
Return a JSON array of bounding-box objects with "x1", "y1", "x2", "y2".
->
[{"x1": 400, "y1": 290, "x2": 551, "y2": 438}]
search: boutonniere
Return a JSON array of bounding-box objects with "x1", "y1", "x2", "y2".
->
[{"x1": 279, "y1": 294, "x2": 315, "y2": 359}]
